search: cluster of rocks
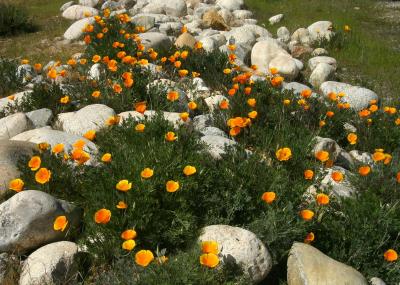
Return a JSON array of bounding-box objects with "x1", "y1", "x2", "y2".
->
[{"x1": 0, "y1": 0, "x2": 387, "y2": 284}]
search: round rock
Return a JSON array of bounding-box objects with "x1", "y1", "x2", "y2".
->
[
  {"x1": 0, "y1": 191, "x2": 82, "y2": 255},
  {"x1": 199, "y1": 225, "x2": 272, "y2": 283},
  {"x1": 19, "y1": 241, "x2": 79, "y2": 285}
]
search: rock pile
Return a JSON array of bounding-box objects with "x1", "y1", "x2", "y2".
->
[{"x1": 0, "y1": 0, "x2": 388, "y2": 284}]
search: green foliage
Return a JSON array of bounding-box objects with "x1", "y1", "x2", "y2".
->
[
  {"x1": 10, "y1": 11, "x2": 400, "y2": 284},
  {"x1": 0, "y1": 3, "x2": 37, "y2": 36},
  {"x1": 0, "y1": 57, "x2": 24, "y2": 98}
]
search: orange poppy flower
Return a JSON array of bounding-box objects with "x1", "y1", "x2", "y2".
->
[
  {"x1": 105, "y1": 115, "x2": 120, "y2": 126},
  {"x1": 227, "y1": 117, "x2": 251, "y2": 128},
  {"x1": 301, "y1": 89, "x2": 312, "y2": 99},
  {"x1": 271, "y1": 76, "x2": 284, "y2": 87},
  {"x1": 269, "y1": 67, "x2": 278, "y2": 75},
  {"x1": 135, "y1": 123, "x2": 145, "y2": 132},
  {"x1": 201, "y1": 241, "x2": 219, "y2": 254},
  {"x1": 315, "y1": 150, "x2": 329, "y2": 162},
  {"x1": 359, "y1": 109, "x2": 371, "y2": 118},
  {"x1": 166, "y1": 180, "x2": 180, "y2": 192},
  {"x1": 9, "y1": 178, "x2": 24, "y2": 192},
  {"x1": 188, "y1": 101, "x2": 197, "y2": 110},
  {"x1": 33, "y1": 63, "x2": 42, "y2": 71},
  {"x1": 228, "y1": 88, "x2": 236, "y2": 96},
  {"x1": 248, "y1": 111, "x2": 258, "y2": 119},
  {"x1": 52, "y1": 143, "x2": 64, "y2": 154},
  {"x1": 94, "y1": 208, "x2": 111, "y2": 224},
  {"x1": 300, "y1": 209, "x2": 314, "y2": 221},
  {"x1": 116, "y1": 201, "x2": 128, "y2": 209},
  {"x1": 165, "y1": 132, "x2": 177, "y2": 142},
  {"x1": 247, "y1": 98, "x2": 256, "y2": 107},
  {"x1": 101, "y1": 153, "x2": 112, "y2": 163},
  {"x1": 135, "y1": 102, "x2": 147, "y2": 114},
  {"x1": 47, "y1": 68, "x2": 57, "y2": 79},
  {"x1": 121, "y1": 229, "x2": 137, "y2": 240},
  {"x1": 194, "y1": 41, "x2": 203, "y2": 50},
  {"x1": 38, "y1": 142, "x2": 50, "y2": 151},
  {"x1": 141, "y1": 168, "x2": 154, "y2": 179},
  {"x1": 200, "y1": 253, "x2": 219, "y2": 268},
  {"x1": 261, "y1": 192, "x2": 276, "y2": 204},
  {"x1": 174, "y1": 61, "x2": 182, "y2": 68},
  {"x1": 180, "y1": 112, "x2": 189, "y2": 122},
  {"x1": 383, "y1": 153, "x2": 392, "y2": 165},
  {"x1": 304, "y1": 170, "x2": 314, "y2": 180},
  {"x1": 347, "y1": 133, "x2": 357, "y2": 145},
  {"x1": 124, "y1": 78, "x2": 134, "y2": 88},
  {"x1": 28, "y1": 156, "x2": 41, "y2": 171},
  {"x1": 180, "y1": 51, "x2": 188, "y2": 60},
  {"x1": 135, "y1": 250, "x2": 154, "y2": 267},
  {"x1": 113, "y1": 83, "x2": 122, "y2": 94},
  {"x1": 60, "y1": 96, "x2": 70, "y2": 104},
  {"x1": 53, "y1": 216, "x2": 68, "y2": 232},
  {"x1": 326, "y1": 111, "x2": 334, "y2": 118},
  {"x1": 167, "y1": 91, "x2": 179, "y2": 102},
  {"x1": 372, "y1": 151, "x2": 386, "y2": 162},
  {"x1": 328, "y1": 92, "x2": 337, "y2": 101},
  {"x1": 358, "y1": 166, "x2": 371, "y2": 176},
  {"x1": 229, "y1": 127, "x2": 241, "y2": 137},
  {"x1": 319, "y1": 120, "x2": 326, "y2": 127},
  {"x1": 331, "y1": 171, "x2": 344, "y2": 182},
  {"x1": 316, "y1": 193, "x2": 330, "y2": 205},
  {"x1": 369, "y1": 104, "x2": 378, "y2": 112},
  {"x1": 219, "y1": 100, "x2": 229, "y2": 110},
  {"x1": 223, "y1": 68, "x2": 231, "y2": 74},
  {"x1": 92, "y1": 55, "x2": 101, "y2": 63},
  {"x1": 83, "y1": 130, "x2": 96, "y2": 141},
  {"x1": 304, "y1": 232, "x2": 315, "y2": 244},
  {"x1": 178, "y1": 69, "x2": 189, "y2": 77},
  {"x1": 384, "y1": 249, "x2": 398, "y2": 262},
  {"x1": 116, "y1": 180, "x2": 132, "y2": 192},
  {"x1": 35, "y1": 168, "x2": 51, "y2": 184},
  {"x1": 396, "y1": 172, "x2": 400, "y2": 183},
  {"x1": 183, "y1": 165, "x2": 196, "y2": 176},
  {"x1": 244, "y1": 87, "x2": 252, "y2": 95},
  {"x1": 71, "y1": 149, "x2": 91, "y2": 165},
  {"x1": 275, "y1": 147, "x2": 292, "y2": 161},
  {"x1": 122, "y1": 240, "x2": 136, "y2": 251}
]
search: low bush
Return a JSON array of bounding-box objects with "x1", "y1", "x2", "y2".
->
[
  {"x1": 9, "y1": 10, "x2": 400, "y2": 284},
  {"x1": 0, "y1": 57, "x2": 24, "y2": 98},
  {"x1": 0, "y1": 3, "x2": 37, "y2": 36}
]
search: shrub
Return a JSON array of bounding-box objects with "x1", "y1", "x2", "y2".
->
[
  {"x1": 0, "y1": 3, "x2": 37, "y2": 36},
  {"x1": 11, "y1": 11, "x2": 400, "y2": 284},
  {"x1": 0, "y1": 57, "x2": 24, "y2": 98}
]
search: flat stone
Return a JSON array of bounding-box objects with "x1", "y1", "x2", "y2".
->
[
  {"x1": 0, "y1": 140, "x2": 36, "y2": 202},
  {"x1": 0, "y1": 113, "x2": 33, "y2": 140},
  {"x1": 320, "y1": 81, "x2": 379, "y2": 111},
  {"x1": 54, "y1": 104, "x2": 116, "y2": 136},
  {"x1": 25, "y1": 108, "x2": 53, "y2": 128},
  {"x1": 287, "y1": 242, "x2": 368, "y2": 285},
  {"x1": 19, "y1": 241, "x2": 79, "y2": 285}
]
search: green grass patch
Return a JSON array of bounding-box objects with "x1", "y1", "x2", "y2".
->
[{"x1": 245, "y1": 0, "x2": 400, "y2": 103}]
